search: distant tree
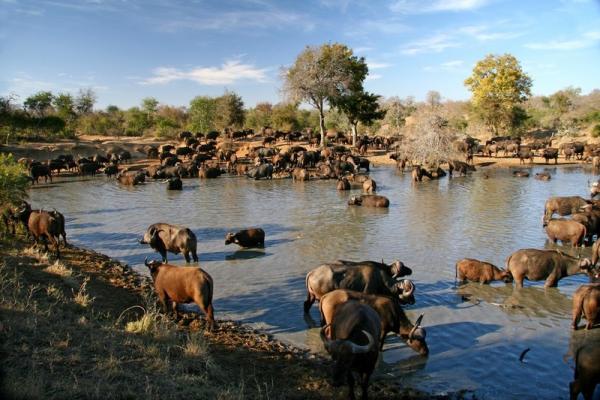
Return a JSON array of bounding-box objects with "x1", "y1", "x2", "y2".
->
[
  {"x1": 381, "y1": 96, "x2": 416, "y2": 134},
  {"x1": 245, "y1": 102, "x2": 273, "y2": 131},
  {"x1": 464, "y1": 53, "x2": 532, "y2": 135},
  {"x1": 214, "y1": 91, "x2": 244, "y2": 131},
  {"x1": 402, "y1": 107, "x2": 459, "y2": 167},
  {"x1": 271, "y1": 102, "x2": 300, "y2": 131},
  {"x1": 332, "y1": 91, "x2": 385, "y2": 146},
  {"x1": 124, "y1": 107, "x2": 151, "y2": 136},
  {"x1": 75, "y1": 88, "x2": 96, "y2": 114},
  {"x1": 142, "y1": 97, "x2": 159, "y2": 115},
  {"x1": 283, "y1": 43, "x2": 367, "y2": 147},
  {"x1": 24, "y1": 91, "x2": 54, "y2": 117},
  {"x1": 426, "y1": 90, "x2": 442, "y2": 109},
  {"x1": 188, "y1": 96, "x2": 217, "y2": 133},
  {"x1": 53, "y1": 93, "x2": 77, "y2": 129}
]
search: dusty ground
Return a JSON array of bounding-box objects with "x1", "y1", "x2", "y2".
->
[{"x1": 0, "y1": 235, "x2": 468, "y2": 400}]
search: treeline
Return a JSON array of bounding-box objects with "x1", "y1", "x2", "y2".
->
[{"x1": 1, "y1": 84, "x2": 599, "y2": 142}]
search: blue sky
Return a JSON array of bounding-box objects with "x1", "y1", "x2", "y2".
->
[{"x1": 1, "y1": 0, "x2": 599, "y2": 109}]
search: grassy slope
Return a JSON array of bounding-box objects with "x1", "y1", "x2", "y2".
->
[{"x1": 0, "y1": 237, "x2": 449, "y2": 400}]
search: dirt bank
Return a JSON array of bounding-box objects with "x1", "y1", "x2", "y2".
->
[{"x1": 0, "y1": 236, "x2": 464, "y2": 399}]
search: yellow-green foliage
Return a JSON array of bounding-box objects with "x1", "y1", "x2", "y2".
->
[{"x1": 0, "y1": 153, "x2": 30, "y2": 206}]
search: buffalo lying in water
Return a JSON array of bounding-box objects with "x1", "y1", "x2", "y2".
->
[
  {"x1": 455, "y1": 258, "x2": 512, "y2": 284},
  {"x1": 225, "y1": 228, "x2": 265, "y2": 248},
  {"x1": 348, "y1": 195, "x2": 389, "y2": 208}
]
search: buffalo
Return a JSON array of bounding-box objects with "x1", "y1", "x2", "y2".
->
[
  {"x1": 117, "y1": 171, "x2": 145, "y2": 186},
  {"x1": 542, "y1": 148, "x2": 559, "y2": 164},
  {"x1": 362, "y1": 179, "x2": 376, "y2": 194},
  {"x1": 337, "y1": 177, "x2": 351, "y2": 190},
  {"x1": 570, "y1": 343, "x2": 600, "y2": 400},
  {"x1": 544, "y1": 196, "x2": 589, "y2": 226},
  {"x1": 506, "y1": 249, "x2": 593, "y2": 288},
  {"x1": 304, "y1": 261, "x2": 414, "y2": 313},
  {"x1": 348, "y1": 195, "x2": 389, "y2": 208},
  {"x1": 247, "y1": 163, "x2": 273, "y2": 180},
  {"x1": 140, "y1": 223, "x2": 198, "y2": 263},
  {"x1": 291, "y1": 167, "x2": 309, "y2": 181},
  {"x1": 166, "y1": 177, "x2": 182, "y2": 190},
  {"x1": 225, "y1": 228, "x2": 265, "y2": 248},
  {"x1": 535, "y1": 172, "x2": 551, "y2": 181},
  {"x1": 571, "y1": 284, "x2": 600, "y2": 330},
  {"x1": 319, "y1": 289, "x2": 428, "y2": 355},
  {"x1": 455, "y1": 258, "x2": 512, "y2": 284},
  {"x1": 15, "y1": 202, "x2": 62, "y2": 259},
  {"x1": 320, "y1": 301, "x2": 380, "y2": 400},
  {"x1": 545, "y1": 219, "x2": 587, "y2": 247},
  {"x1": 144, "y1": 258, "x2": 214, "y2": 330}
]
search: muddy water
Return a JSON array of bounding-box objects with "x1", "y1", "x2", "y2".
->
[{"x1": 28, "y1": 165, "x2": 600, "y2": 399}]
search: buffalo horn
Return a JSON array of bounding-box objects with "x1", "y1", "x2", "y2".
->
[
  {"x1": 320, "y1": 324, "x2": 332, "y2": 349},
  {"x1": 349, "y1": 330, "x2": 375, "y2": 354},
  {"x1": 401, "y1": 279, "x2": 415, "y2": 298},
  {"x1": 409, "y1": 314, "x2": 424, "y2": 340},
  {"x1": 144, "y1": 257, "x2": 151, "y2": 268}
]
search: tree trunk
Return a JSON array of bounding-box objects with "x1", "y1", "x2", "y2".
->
[
  {"x1": 318, "y1": 108, "x2": 326, "y2": 149},
  {"x1": 351, "y1": 123, "x2": 358, "y2": 147}
]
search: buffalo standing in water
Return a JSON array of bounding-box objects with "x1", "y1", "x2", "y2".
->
[{"x1": 140, "y1": 223, "x2": 198, "y2": 263}]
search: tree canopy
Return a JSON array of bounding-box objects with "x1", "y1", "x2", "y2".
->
[
  {"x1": 464, "y1": 53, "x2": 532, "y2": 135},
  {"x1": 283, "y1": 43, "x2": 367, "y2": 146}
]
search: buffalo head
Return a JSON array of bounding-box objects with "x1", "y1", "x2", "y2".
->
[
  {"x1": 320, "y1": 325, "x2": 375, "y2": 387},
  {"x1": 389, "y1": 260, "x2": 412, "y2": 278},
  {"x1": 224, "y1": 232, "x2": 236, "y2": 245},
  {"x1": 144, "y1": 257, "x2": 162, "y2": 276},
  {"x1": 395, "y1": 279, "x2": 416, "y2": 305},
  {"x1": 347, "y1": 196, "x2": 362, "y2": 206},
  {"x1": 405, "y1": 314, "x2": 428, "y2": 356}
]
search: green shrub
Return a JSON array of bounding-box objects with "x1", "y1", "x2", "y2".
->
[
  {"x1": 592, "y1": 124, "x2": 600, "y2": 138},
  {"x1": 0, "y1": 153, "x2": 30, "y2": 206}
]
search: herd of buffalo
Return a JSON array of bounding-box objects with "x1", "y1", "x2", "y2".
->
[{"x1": 5, "y1": 129, "x2": 600, "y2": 399}]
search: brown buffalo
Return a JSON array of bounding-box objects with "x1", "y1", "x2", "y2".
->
[
  {"x1": 544, "y1": 196, "x2": 589, "y2": 225},
  {"x1": 570, "y1": 343, "x2": 600, "y2": 400},
  {"x1": 144, "y1": 258, "x2": 214, "y2": 330},
  {"x1": 362, "y1": 178, "x2": 376, "y2": 194},
  {"x1": 542, "y1": 148, "x2": 559, "y2": 164},
  {"x1": 225, "y1": 228, "x2": 265, "y2": 248},
  {"x1": 291, "y1": 167, "x2": 309, "y2": 181},
  {"x1": 572, "y1": 284, "x2": 600, "y2": 330},
  {"x1": 15, "y1": 202, "x2": 62, "y2": 259},
  {"x1": 320, "y1": 301, "x2": 380, "y2": 400},
  {"x1": 348, "y1": 195, "x2": 389, "y2": 208},
  {"x1": 535, "y1": 172, "x2": 551, "y2": 181},
  {"x1": 455, "y1": 258, "x2": 512, "y2": 284},
  {"x1": 337, "y1": 177, "x2": 351, "y2": 190},
  {"x1": 117, "y1": 171, "x2": 145, "y2": 186},
  {"x1": 140, "y1": 223, "x2": 198, "y2": 263},
  {"x1": 545, "y1": 219, "x2": 587, "y2": 247},
  {"x1": 304, "y1": 262, "x2": 414, "y2": 313},
  {"x1": 506, "y1": 248, "x2": 593, "y2": 288},
  {"x1": 319, "y1": 289, "x2": 428, "y2": 355}
]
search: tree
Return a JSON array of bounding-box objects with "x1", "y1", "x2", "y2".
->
[
  {"x1": 24, "y1": 91, "x2": 54, "y2": 117},
  {"x1": 188, "y1": 96, "x2": 217, "y2": 133},
  {"x1": 214, "y1": 91, "x2": 244, "y2": 131},
  {"x1": 402, "y1": 107, "x2": 460, "y2": 168},
  {"x1": 283, "y1": 43, "x2": 367, "y2": 147},
  {"x1": 75, "y1": 88, "x2": 96, "y2": 114},
  {"x1": 142, "y1": 97, "x2": 159, "y2": 115},
  {"x1": 245, "y1": 102, "x2": 273, "y2": 131},
  {"x1": 124, "y1": 107, "x2": 151, "y2": 136},
  {"x1": 464, "y1": 54, "x2": 532, "y2": 135},
  {"x1": 426, "y1": 90, "x2": 442, "y2": 110},
  {"x1": 271, "y1": 102, "x2": 300, "y2": 131},
  {"x1": 333, "y1": 91, "x2": 385, "y2": 146},
  {"x1": 381, "y1": 97, "x2": 416, "y2": 134},
  {"x1": 53, "y1": 93, "x2": 77, "y2": 130}
]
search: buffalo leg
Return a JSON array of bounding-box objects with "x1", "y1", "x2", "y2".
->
[
  {"x1": 360, "y1": 373, "x2": 371, "y2": 400},
  {"x1": 160, "y1": 250, "x2": 168, "y2": 263},
  {"x1": 184, "y1": 252, "x2": 190, "y2": 263},
  {"x1": 303, "y1": 292, "x2": 315, "y2": 314},
  {"x1": 192, "y1": 250, "x2": 198, "y2": 262},
  {"x1": 195, "y1": 295, "x2": 215, "y2": 330},
  {"x1": 347, "y1": 372, "x2": 356, "y2": 400}
]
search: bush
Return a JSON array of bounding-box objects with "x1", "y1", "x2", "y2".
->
[
  {"x1": 0, "y1": 153, "x2": 30, "y2": 206},
  {"x1": 592, "y1": 124, "x2": 600, "y2": 138}
]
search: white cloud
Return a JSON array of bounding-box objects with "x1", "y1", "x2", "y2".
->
[
  {"x1": 459, "y1": 25, "x2": 523, "y2": 41},
  {"x1": 368, "y1": 61, "x2": 392, "y2": 70},
  {"x1": 424, "y1": 60, "x2": 465, "y2": 72},
  {"x1": 390, "y1": 0, "x2": 490, "y2": 13},
  {"x1": 141, "y1": 61, "x2": 269, "y2": 86},
  {"x1": 401, "y1": 34, "x2": 460, "y2": 55},
  {"x1": 525, "y1": 31, "x2": 600, "y2": 50},
  {"x1": 366, "y1": 74, "x2": 382, "y2": 81}
]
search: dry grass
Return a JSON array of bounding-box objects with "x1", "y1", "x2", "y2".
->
[
  {"x1": 44, "y1": 260, "x2": 73, "y2": 277},
  {"x1": 72, "y1": 277, "x2": 94, "y2": 307}
]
